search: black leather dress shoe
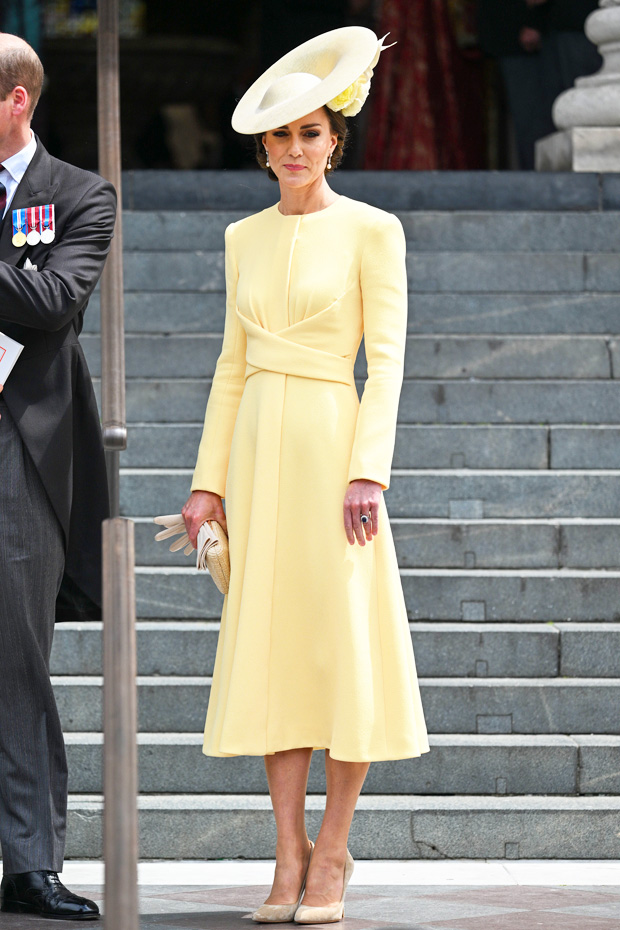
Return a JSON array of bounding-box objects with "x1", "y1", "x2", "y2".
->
[{"x1": 1, "y1": 871, "x2": 100, "y2": 920}]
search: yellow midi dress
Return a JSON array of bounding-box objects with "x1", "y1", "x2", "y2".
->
[{"x1": 191, "y1": 195, "x2": 429, "y2": 762}]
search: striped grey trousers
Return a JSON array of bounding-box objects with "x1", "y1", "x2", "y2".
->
[{"x1": 0, "y1": 395, "x2": 67, "y2": 874}]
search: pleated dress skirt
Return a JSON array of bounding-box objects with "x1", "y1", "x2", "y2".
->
[{"x1": 202, "y1": 363, "x2": 429, "y2": 762}]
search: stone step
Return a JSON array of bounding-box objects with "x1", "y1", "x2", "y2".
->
[
  {"x1": 121, "y1": 210, "x2": 620, "y2": 253},
  {"x1": 66, "y1": 792, "x2": 620, "y2": 859},
  {"x1": 135, "y1": 515, "x2": 620, "y2": 570},
  {"x1": 123, "y1": 424, "x2": 551, "y2": 470},
  {"x1": 51, "y1": 676, "x2": 620, "y2": 734},
  {"x1": 81, "y1": 334, "x2": 615, "y2": 380},
  {"x1": 49, "y1": 621, "x2": 620, "y2": 679},
  {"x1": 120, "y1": 424, "x2": 620, "y2": 471},
  {"x1": 121, "y1": 168, "x2": 618, "y2": 213},
  {"x1": 62, "y1": 733, "x2": 618, "y2": 796},
  {"x1": 117, "y1": 250, "x2": 616, "y2": 294},
  {"x1": 95, "y1": 379, "x2": 620, "y2": 424},
  {"x1": 85, "y1": 291, "x2": 620, "y2": 335},
  {"x1": 121, "y1": 469, "x2": 620, "y2": 519},
  {"x1": 134, "y1": 567, "x2": 620, "y2": 622}
]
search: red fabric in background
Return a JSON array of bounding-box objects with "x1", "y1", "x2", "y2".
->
[{"x1": 365, "y1": 0, "x2": 486, "y2": 170}]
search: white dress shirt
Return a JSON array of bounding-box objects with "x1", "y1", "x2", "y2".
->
[{"x1": 1, "y1": 131, "x2": 38, "y2": 219}]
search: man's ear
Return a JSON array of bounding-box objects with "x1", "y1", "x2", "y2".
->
[{"x1": 11, "y1": 85, "x2": 29, "y2": 116}]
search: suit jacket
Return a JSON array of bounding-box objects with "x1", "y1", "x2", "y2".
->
[
  {"x1": 0, "y1": 138, "x2": 116, "y2": 621},
  {"x1": 477, "y1": 0, "x2": 547, "y2": 57}
]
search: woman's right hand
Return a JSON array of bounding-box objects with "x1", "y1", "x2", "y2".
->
[{"x1": 182, "y1": 490, "x2": 227, "y2": 548}]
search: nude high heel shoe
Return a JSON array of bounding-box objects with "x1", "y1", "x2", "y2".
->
[
  {"x1": 252, "y1": 842, "x2": 314, "y2": 923},
  {"x1": 294, "y1": 848, "x2": 354, "y2": 924}
]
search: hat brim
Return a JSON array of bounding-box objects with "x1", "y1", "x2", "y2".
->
[{"x1": 231, "y1": 26, "x2": 379, "y2": 134}]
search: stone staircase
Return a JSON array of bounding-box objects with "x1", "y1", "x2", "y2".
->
[{"x1": 52, "y1": 172, "x2": 620, "y2": 859}]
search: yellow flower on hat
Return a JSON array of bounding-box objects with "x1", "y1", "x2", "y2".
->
[
  {"x1": 327, "y1": 34, "x2": 393, "y2": 118},
  {"x1": 327, "y1": 73, "x2": 371, "y2": 117}
]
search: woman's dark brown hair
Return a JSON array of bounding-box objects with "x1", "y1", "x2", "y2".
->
[{"x1": 254, "y1": 107, "x2": 348, "y2": 181}]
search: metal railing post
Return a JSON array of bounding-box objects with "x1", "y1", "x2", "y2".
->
[
  {"x1": 97, "y1": 1, "x2": 137, "y2": 924},
  {"x1": 98, "y1": 0, "x2": 127, "y2": 517},
  {"x1": 102, "y1": 518, "x2": 139, "y2": 929}
]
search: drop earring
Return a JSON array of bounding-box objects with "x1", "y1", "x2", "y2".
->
[
  {"x1": 265, "y1": 149, "x2": 270, "y2": 167},
  {"x1": 327, "y1": 152, "x2": 333, "y2": 170}
]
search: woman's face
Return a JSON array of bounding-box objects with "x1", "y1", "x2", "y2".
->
[{"x1": 262, "y1": 108, "x2": 337, "y2": 190}]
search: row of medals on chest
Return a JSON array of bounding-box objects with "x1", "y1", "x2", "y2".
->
[{"x1": 12, "y1": 206, "x2": 55, "y2": 248}]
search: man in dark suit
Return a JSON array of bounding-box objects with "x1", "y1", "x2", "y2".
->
[
  {"x1": 0, "y1": 33, "x2": 115, "y2": 920},
  {"x1": 478, "y1": 0, "x2": 600, "y2": 168}
]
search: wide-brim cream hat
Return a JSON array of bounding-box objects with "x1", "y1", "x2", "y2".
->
[{"x1": 232, "y1": 26, "x2": 392, "y2": 135}]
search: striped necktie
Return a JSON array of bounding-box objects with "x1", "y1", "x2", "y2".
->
[{"x1": 0, "y1": 173, "x2": 6, "y2": 218}]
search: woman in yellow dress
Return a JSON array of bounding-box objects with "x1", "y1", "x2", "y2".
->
[{"x1": 182, "y1": 27, "x2": 429, "y2": 925}]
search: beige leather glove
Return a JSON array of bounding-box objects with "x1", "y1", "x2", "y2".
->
[{"x1": 153, "y1": 513, "x2": 194, "y2": 556}]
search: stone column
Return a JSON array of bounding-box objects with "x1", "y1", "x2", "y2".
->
[{"x1": 536, "y1": 0, "x2": 620, "y2": 171}]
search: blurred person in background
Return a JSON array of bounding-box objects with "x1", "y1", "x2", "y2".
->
[{"x1": 478, "y1": 0, "x2": 601, "y2": 168}]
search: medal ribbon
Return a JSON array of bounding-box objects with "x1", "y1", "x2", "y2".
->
[{"x1": 12, "y1": 208, "x2": 25, "y2": 238}]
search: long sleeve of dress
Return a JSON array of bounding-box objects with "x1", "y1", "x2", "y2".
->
[
  {"x1": 191, "y1": 224, "x2": 247, "y2": 497},
  {"x1": 347, "y1": 213, "x2": 407, "y2": 490}
]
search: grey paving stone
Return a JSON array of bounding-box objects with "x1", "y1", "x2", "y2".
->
[
  {"x1": 552, "y1": 427, "x2": 620, "y2": 469},
  {"x1": 400, "y1": 571, "x2": 620, "y2": 622},
  {"x1": 123, "y1": 170, "x2": 603, "y2": 212},
  {"x1": 50, "y1": 621, "x2": 218, "y2": 677},
  {"x1": 133, "y1": 566, "x2": 620, "y2": 622},
  {"x1": 410, "y1": 622, "x2": 559, "y2": 677},
  {"x1": 387, "y1": 472, "x2": 620, "y2": 519},
  {"x1": 556, "y1": 622, "x2": 620, "y2": 677},
  {"x1": 574, "y1": 735, "x2": 620, "y2": 794},
  {"x1": 391, "y1": 521, "x2": 560, "y2": 569},
  {"x1": 402, "y1": 336, "x2": 611, "y2": 380},
  {"x1": 121, "y1": 424, "x2": 548, "y2": 470},
  {"x1": 84, "y1": 334, "x2": 612, "y2": 380},
  {"x1": 123, "y1": 211, "x2": 250, "y2": 251},
  {"x1": 408, "y1": 292, "x2": 620, "y2": 335},
  {"x1": 560, "y1": 524, "x2": 620, "y2": 569},
  {"x1": 394, "y1": 426, "x2": 548, "y2": 469},
  {"x1": 407, "y1": 796, "x2": 620, "y2": 859},
  {"x1": 49, "y1": 620, "x2": 560, "y2": 679},
  {"x1": 83, "y1": 334, "x2": 223, "y2": 379},
  {"x1": 407, "y1": 252, "x2": 585, "y2": 293},
  {"x1": 396, "y1": 380, "x2": 620, "y2": 424},
  {"x1": 119, "y1": 469, "x2": 620, "y2": 519},
  {"x1": 123, "y1": 251, "x2": 225, "y2": 292},
  {"x1": 420, "y1": 678, "x2": 620, "y2": 735},
  {"x1": 122, "y1": 425, "x2": 202, "y2": 469},
  {"x1": 64, "y1": 734, "x2": 577, "y2": 796},
  {"x1": 86, "y1": 292, "x2": 226, "y2": 334},
  {"x1": 398, "y1": 211, "x2": 620, "y2": 252},
  {"x1": 586, "y1": 254, "x2": 620, "y2": 291},
  {"x1": 52, "y1": 676, "x2": 620, "y2": 734},
  {"x1": 65, "y1": 795, "x2": 620, "y2": 859}
]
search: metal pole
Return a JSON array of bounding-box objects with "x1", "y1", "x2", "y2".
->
[
  {"x1": 98, "y1": 0, "x2": 127, "y2": 517},
  {"x1": 103, "y1": 518, "x2": 139, "y2": 930}
]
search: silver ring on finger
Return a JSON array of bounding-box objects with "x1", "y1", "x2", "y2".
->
[{"x1": 361, "y1": 513, "x2": 370, "y2": 524}]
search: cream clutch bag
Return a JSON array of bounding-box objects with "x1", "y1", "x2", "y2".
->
[{"x1": 153, "y1": 513, "x2": 230, "y2": 595}]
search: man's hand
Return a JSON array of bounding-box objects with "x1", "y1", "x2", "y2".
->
[
  {"x1": 519, "y1": 26, "x2": 542, "y2": 52},
  {"x1": 344, "y1": 478, "x2": 383, "y2": 546},
  {"x1": 182, "y1": 490, "x2": 227, "y2": 548}
]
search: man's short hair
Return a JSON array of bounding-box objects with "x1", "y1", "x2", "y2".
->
[{"x1": 0, "y1": 41, "x2": 44, "y2": 119}]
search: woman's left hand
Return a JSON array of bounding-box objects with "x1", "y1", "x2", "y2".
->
[{"x1": 344, "y1": 479, "x2": 382, "y2": 546}]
